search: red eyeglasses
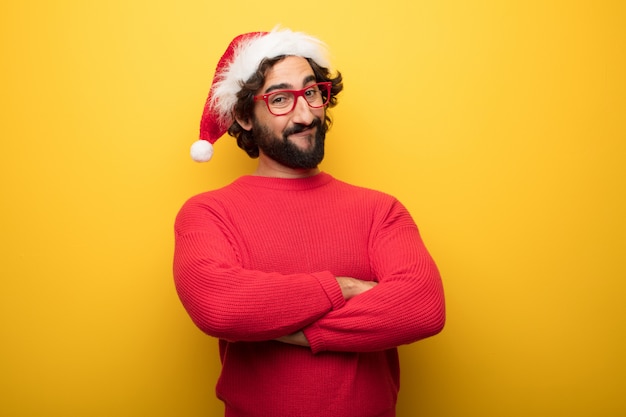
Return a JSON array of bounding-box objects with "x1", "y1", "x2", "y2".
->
[{"x1": 253, "y1": 82, "x2": 332, "y2": 116}]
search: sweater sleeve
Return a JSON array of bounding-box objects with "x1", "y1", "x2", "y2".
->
[
  {"x1": 173, "y1": 196, "x2": 346, "y2": 342},
  {"x1": 303, "y1": 200, "x2": 445, "y2": 353}
]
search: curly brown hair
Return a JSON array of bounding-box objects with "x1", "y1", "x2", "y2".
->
[{"x1": 227, "y1": 56, "x2": 343, "y2": 158}]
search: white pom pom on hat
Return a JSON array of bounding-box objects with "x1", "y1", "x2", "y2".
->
[
  {"x1": 190, "y1": 139, "x2": 214, "y2": 162},
  {"x1": 192, "y1": 27, "x2": 332, "y2": 162}
]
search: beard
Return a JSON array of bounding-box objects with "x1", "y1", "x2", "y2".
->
[{"x1": 253, "y1": 117, "x2": 326, "y2": 169}]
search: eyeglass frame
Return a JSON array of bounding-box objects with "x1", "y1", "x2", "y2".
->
[{"x1": 253, "y1": 82, "x2": 332, "y2": 116}]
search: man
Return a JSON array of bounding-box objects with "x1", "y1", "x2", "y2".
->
[{"x1": 174, "y1": 27, "x2": 445, "y2": 417}]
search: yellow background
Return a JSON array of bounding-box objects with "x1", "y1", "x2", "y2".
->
[{"x1": 1, "y1": 0, "x2": 624, "y2": 416}]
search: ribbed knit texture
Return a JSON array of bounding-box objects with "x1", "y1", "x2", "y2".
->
[{"x1": 173, "y1": 172, "x2": 445, "y2": 417}]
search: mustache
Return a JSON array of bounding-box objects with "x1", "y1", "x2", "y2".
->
[{"x1": 283, "y1": 117, "x2": 323, "y2": 137}]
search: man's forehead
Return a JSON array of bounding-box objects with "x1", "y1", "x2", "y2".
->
[{"x1": 262, "y1": 56, "x2": 316, "y2": 89}]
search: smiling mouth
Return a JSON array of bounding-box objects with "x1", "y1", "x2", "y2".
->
[
  {"x1": 285, "y1": 118, "x2": 322, "y2": 137},
  {"x1": 289, "y1": 125, "x2": 313, "y2": 135},
  {"x1": 285, "y1": 126, "x2": 316, "y2": 143},
  {"x1": 292, "y1": 127, "x2": 314, "y2": 136}
]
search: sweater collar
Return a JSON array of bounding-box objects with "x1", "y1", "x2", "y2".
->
[{"x1": 235, "y1": 172, "x2": 333, "y2": 191}]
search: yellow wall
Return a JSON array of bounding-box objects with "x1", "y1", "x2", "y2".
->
[{"x1": 1, "y1": 1, "x2": 624, "y2": 416}]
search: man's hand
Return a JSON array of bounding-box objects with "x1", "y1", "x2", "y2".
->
[
  {"x1": 274, "y1": 278, "x2": 377, "y2": 347},
  {"x1": 276, "y1": 331, "x2": 310, "y2": 346},
  {"x1": 335, "y1": 277, "x2": 378, "y2": 300}
]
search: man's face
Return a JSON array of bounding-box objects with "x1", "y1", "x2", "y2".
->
[{"x1": 250, "y1": 56, "x2": 327, "y2": 169}]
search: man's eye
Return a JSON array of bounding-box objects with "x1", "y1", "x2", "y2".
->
[{"x1": 270, "y1": 94, "x2": 291, "y2": 106}]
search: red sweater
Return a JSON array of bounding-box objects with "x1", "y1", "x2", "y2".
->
[{"x1": 174, "y1": 172, "x2": 445, "y2": 417}]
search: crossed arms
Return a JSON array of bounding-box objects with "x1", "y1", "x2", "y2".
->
[{"x1": 174, "y1": 198, "x2": 445, "y2": 353}]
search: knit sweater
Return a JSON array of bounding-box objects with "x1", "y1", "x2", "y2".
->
[{"x1": 173, "y1": 172, "x2": 445, "y2": 417}]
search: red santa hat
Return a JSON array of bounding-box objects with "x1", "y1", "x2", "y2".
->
[{"x1": 191, "y1": 27, "x2": 332, "y2": 162}]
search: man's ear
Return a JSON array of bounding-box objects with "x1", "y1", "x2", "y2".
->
[{"x1": 235, "y1": 116, "x2": 253, "y2": 131}]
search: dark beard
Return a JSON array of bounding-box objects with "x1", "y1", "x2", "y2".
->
[{"x1": 253, "y1": 117, "x2": 326, "y2": 169}]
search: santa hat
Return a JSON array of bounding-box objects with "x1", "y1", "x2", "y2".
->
[{"x1": 190, "y1": 27, "x2": 332, "y2": 162}]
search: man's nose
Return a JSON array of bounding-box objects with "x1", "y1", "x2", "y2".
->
[{"x1": 290, "y1": 96, "x2": 315, "y2": 125}]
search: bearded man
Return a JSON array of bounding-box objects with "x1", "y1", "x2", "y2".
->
[{"x1": 174, "y1": 27, "x2": 446, "y2": 417}]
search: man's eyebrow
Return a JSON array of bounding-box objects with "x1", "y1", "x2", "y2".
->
[
  {"x1": 264, "y1": 83, "x2": 292, "y2": 94},
  {"x1": 263, "y1": 75, "x2": 318, "y2": 94}
]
